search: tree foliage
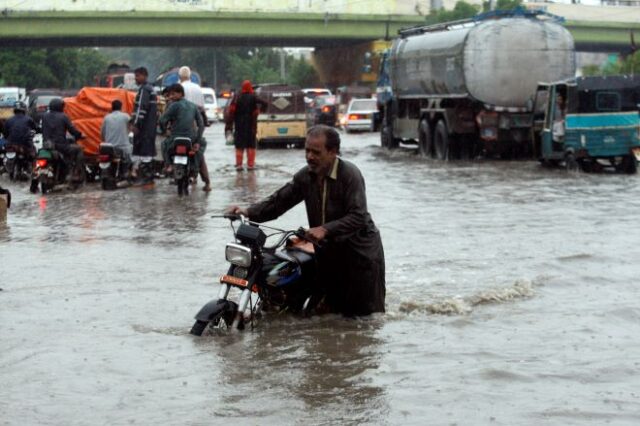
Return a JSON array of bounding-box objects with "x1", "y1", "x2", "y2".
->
[
  {"x1": 581, "y1": 52, "x2": 640, "y2": 76},
  {"x1": 425, "y1": 0, "x2": 523, "y2": 25},
  {"x1": 0, "y1": 48, "x2": 107, "y2": 89},
  {"x1": 425, "y1": 1, "x2": 480, "y2": 25},
  {"x1": 101, "y1": 47, "x2": 320, "y2": 91}
]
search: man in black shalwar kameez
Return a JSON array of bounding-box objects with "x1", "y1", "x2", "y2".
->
[{"x1": 229, "y1": 125, "x2": 385, "y2": 316}]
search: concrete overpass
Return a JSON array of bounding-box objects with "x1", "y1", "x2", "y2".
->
[
  {"x1": 0, "y1": 7, "x2": 639, "y2": 53},
  {"x1": 0, "y1": 11, "x2": 426, "y2": 48}
]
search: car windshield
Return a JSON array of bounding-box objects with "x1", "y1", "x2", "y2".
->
[
  {"x1": 36, "y1": 96, "x2": 61, "y2": 106},
  {"x1": 218, "y1": 98, "x2": 230, "y2": 108},
  {"x1": 350, "y1": 99, "x2": 376, "y2": 111},
  {"x1": 316, "y1": 95, "x2": 335, "y2": 106},
  {"x1": 204, "y1": 94, "x2": 215, "y2": 104},
  {"x1": 305, "y1": 90, "x2": 330, "y2": 100},
  {"x1": 0, "y1": 94, "x2": 18, "y2": 107}
]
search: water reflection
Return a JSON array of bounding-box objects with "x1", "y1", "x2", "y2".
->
[
  {"x1": 199, "y1": 316, "x2": 388, "y2": 423},
  {"x1": 233, "y1": 171, "x2": 258, "y2": 205}
]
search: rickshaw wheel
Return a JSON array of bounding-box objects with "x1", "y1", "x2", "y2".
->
[
  {"x1": 564, "y1": 153, "x2": 579, "y2": 172},
  {"x1": 620, "y1": 155, "x2": 638, "y2": 174}
]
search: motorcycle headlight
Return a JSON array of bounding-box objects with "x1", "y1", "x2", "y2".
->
[{"x1": 225, "y1": 243, "x2": 252, "y2": 267}]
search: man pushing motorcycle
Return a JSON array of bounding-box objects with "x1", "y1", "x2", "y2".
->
[{"x1": 227, "y1": 125, "x2": 386, "y2": 316}]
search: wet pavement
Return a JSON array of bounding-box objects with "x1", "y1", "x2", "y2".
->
[{"x1": 2, "y1": 124, "x2": 640, "y2": 425}]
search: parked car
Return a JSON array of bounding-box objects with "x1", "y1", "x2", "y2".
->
[
  {"x1": 201, "y1": 87, "x2": 218, "y2": 123},
  {"x1": 0, "y1": 87, "x2": 26, "y2": 126},
  {"x1": 27, "y1": 89, "x2": 62, "y2": 124},
  {"x1": 307, "y1": 95, "x2": 337, "y2": 127},
  {"x1": 341, "y1": 98, "x2": 379, "y2": 133},
  {"x1": 302, "y1": 88, "x2": 332, "y2": 105}
]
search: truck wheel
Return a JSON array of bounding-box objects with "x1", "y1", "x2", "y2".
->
[
  {"x1": 434, "y1": 120, "x2": 449, "y2": 161},
  {"x1": 418, "y1": 119, "x2": 432, "y2": 158},
  {"x1": 381, "y1": 125, "x2": 397, "y2": 149}
]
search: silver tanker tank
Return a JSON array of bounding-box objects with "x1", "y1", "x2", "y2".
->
[{"x1": 391, "y1": 16, "x2": 576, "y2": 108}]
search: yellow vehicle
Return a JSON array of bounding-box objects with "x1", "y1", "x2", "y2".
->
[{"x1": 255, "y1": 84, "x2": 307, "y2": 148}]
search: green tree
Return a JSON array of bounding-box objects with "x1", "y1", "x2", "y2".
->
[
  {"x1": 287, "y1": 57, "x2": 320, "y2": 87},
  {"x1": 426, "y1": 1, "x2": 480, "y2": 25},
  {"x1": 0, "y1": 48, "x2": 107, "y2": 90},
  {"x1": 482, "y1": 0, "x2": 523, "y2": 12},
  {"x1": 581, "y1": 52, "x2": 640, "y2": 76}
]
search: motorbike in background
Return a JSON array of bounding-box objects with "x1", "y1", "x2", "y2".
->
[
  {"x1": 29, "y1": 139, "x2": 86, "y2": 194},
  {"x1": 0, "y1": 140, "x2": 6, "y2": 175},
  {"x1": 172, "y1": 136, "x2": 197, "y2": 196},
  {"x1": 31, "y1": 141, "x2": 65, "y2": 194},
  {"x1": 190, "y1": 214, "x2": 319, "y2": 336},
  {"x1": 98, "y1": 143, "x2": 130, "y2": 190},
  {"x1": 4, "y1": 144, "x2": 33, "y2": 182}
]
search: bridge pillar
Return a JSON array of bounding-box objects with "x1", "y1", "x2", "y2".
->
[{"x1": 312, "y1": 40, "x2": 389, "y2": 89}]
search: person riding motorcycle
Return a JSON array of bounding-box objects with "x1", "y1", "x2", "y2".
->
[
  {"x1": 159, "y1": 84, "x2": 204, "y2": 173},
  {"x1": 1, "y1": 101, "x2": 37, "y2": 159},
  {"x1": 41, "y1": 98, "x2": 85, "y2": 181}
]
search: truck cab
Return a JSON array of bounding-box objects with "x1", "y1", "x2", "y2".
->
[{"x1": 534, "y1": 76, "x2": 640, "y2": 173}]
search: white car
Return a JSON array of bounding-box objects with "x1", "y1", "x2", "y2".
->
[
  {"x1": 341, "y1": 98, "x2": 378, "y2": 133},
  {"x1": 201, "y1": 87, "x2": 218, "y2": 123}
]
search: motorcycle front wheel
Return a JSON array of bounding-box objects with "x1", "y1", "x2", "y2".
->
[{"x1": 190, "y1": 320, "x2": 209, "y2": 336}]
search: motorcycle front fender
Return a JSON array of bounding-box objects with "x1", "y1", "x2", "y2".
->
[{"x1": 195, "y1": 299, "x2": 234, "y2": 321}]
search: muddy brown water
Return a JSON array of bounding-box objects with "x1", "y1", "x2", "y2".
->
[{"x1": 2, "y1": 125, "x2": 640, "y2": 425}]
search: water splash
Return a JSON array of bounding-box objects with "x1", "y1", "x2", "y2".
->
[{"x1": 398, "y1": 279, "x2": 534, "y2": 315}]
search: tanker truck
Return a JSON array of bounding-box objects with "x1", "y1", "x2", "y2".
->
[{"x1": 378, "y1": 9, "x2": 576, "y2": 159}]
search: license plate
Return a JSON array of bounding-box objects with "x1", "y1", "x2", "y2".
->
[
  {"x1": 174, "y1": 156, "x2": 188, "y2": 165},
  {"x1": 6, "y1": 152, "x2": 16, "y2": 159},
  {"x1": 99, "y1": 162, "x2": 110, "y2": 169},
  {"x1": 277, "y1": 127, "x2": 289, "y2": 135},
  {"x1": 633, "y1": 147, "x2": 640, "y2": 162}
]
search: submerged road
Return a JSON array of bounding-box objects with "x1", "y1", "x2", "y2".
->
[{"x1": 2, "y1": 124, "x2": 640, "y2": 425}]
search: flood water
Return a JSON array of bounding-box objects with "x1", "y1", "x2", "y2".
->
[{"x1": 2, "y1": 125, "x2": 640, "y2": 425}]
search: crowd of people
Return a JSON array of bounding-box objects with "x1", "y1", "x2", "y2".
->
[{"x1": 0, "y1": 65, "x2": 267, "y2": 192}]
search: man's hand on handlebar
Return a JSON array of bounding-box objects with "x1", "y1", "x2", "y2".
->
[
  {"x1": 305, "y1": 226, "x2": 328, "y2": 243},
  {"x1": 225, "y1": 205, "x2": 248, "y2": 217}
]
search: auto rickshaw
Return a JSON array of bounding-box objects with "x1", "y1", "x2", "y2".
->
[
  {"x1": 255, "y1": 84, "x2": 307, "y2": 148},
  {"x1": 533, "y1": 76, "x2": 640, "y2": 173}
]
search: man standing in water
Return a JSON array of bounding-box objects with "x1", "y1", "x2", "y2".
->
[
  {"x1": 228, "y1": 125, "x2": 386, "y2": 316},
  {"x1": 130, "y1": 67, "x2": 157, "y2": 183},
  {"x1": 225, "y1": 80, "x2": 266, "y2": 171}
]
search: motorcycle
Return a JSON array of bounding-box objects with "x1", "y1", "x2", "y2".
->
[
  {"x1": 4, "y1": 144, "x2": 33, "y2": 182},
  {"x1": 0, "y1": 140, "x2": 6, "y2": 175},
  {"x1": 190, "y1": 214, "x2": 318, "y2": 336},
  {"x1": 98, "y1": 143, "x2": 130, "y2": 190},
  {"x1": 172, "y1": 136, "x2": 197, "y2": 196},
  {"x1": 30, "y1": 141, "x2": 70, "y2": 194}
]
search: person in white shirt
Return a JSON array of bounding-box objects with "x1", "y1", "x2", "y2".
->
[
  {"x1": 179, "y1": 66, "x2": 211, "y2": 192},
  {"x1": 179, "y1": 66, "x2": 205, "y2": 108},
  {"x1": 101, "y1": 100, "x2": 132, "y2": 161}
]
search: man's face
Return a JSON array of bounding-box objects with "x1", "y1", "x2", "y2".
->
[
  {"x1": 134, "y1": 72, "x2": 146, "y2": 85},
  {"x1": 305, "y1": 134, "x2": 337, "y2": 175},
  {"x1": 168, "y1": 91, "x2": 181, "y2": 102}
]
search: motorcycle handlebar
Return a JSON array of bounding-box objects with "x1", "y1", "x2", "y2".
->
[{"x1": 294, "y1": 227, "x2": 325, "y2": 249}]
